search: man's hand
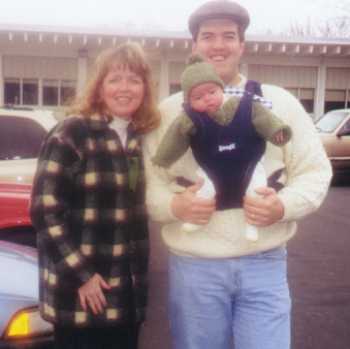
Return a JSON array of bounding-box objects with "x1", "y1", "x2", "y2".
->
[
  {"x1": 243, "y1": 187, "x2": 284, "y2": 226},
  {"x1": 171, "y1": 179, "x2": 216, "y2": 225},
  {"x1": 78, "y1": 273, "x2": 111, "y2": 315}
]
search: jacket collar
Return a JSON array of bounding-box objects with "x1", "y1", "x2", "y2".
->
[
  {"x1": 83, "y1": 114, "x2": 110, "y2": 131},
  {"x1": 84, "y1": 114, "x2": 138, "y2": 136}
]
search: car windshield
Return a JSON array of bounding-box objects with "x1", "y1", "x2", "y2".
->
[
  {"x1": 316, "y1": 110, "x2": 349, "y2": 133},
  {"x1": 0, "y1": 115, "x2": 47, "y2": 160}
]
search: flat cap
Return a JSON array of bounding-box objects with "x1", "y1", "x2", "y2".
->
[{"x1": 188, "y1": 0, "x2": 250, "y2": 38}]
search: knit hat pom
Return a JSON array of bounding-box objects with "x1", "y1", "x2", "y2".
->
[
  {"x1": 186, "y1": 53, "x2": 205, "y2": 66},
  {"x1": 181, "y1": 54, "x2": 224, "y2": 101}
]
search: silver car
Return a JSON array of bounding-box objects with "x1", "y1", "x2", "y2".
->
[
  {"x1": 316, "y1": 109, "x2": 350, "y2": 176},
  {"x1": 0, "y1": 241, "x2": 53, "y2": 349}
]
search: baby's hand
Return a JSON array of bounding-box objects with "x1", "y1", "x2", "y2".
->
[{"x1": 274, "y1": 131, "x2": 284, "y2": 144}]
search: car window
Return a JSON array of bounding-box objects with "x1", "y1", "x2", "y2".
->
[
  {"x1": 0, "y1": 115, "x2": 47, "y2": 160},
  {"x1": 316, "y1": 110, "x2": 349, "y2": 133},
  {"x1": 340, "y1": 120, "x2": 350, "y2": 134}
]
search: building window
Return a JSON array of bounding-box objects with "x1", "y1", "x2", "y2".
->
[
  {"x1": 324, "y1": 89, "x2": 349, "y2": 113},
  {"x1": 3, "y1": 78, "x2": 76, "y2": 107},
  {"x1": 43, "y1": 79, "x2": 76, "y2": 106},
  {"x1": 60, "y1": 80, "x2": 76, "y2": 106},
  {"x1": 299, "y1": 89, "x2": 314, "y2": 114},
  {"x1": 286, "y1": 87, "x2": 315, "y2": 114},
  {"x1": 43, "y1": 79, "x2": 59, "y2": 106},
  {"x1": 23, "y1": 79, "x2": 39, "y2": 105},
  {"x1": 169, "y1": 83, "x2": 181, "y2": 95},
  {"x1": 4, "y1": 79, "x2": 20, "y2": 105},
  {"x1": 4, "y1": 78, "x2": 39, "y2": 106}
]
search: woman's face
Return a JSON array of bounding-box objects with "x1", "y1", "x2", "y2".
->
[{"x1": 99, "y1": 65, "x2": 145, "y2": 119}]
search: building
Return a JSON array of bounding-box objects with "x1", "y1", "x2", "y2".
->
[{"x1": 1, "y1": 23, "x2": 350, "y2": 119}]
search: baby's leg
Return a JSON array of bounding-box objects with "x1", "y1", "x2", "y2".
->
[
  {"x1": 182, "y1": 168, "x2": 216, "y2": 232},
  {"x1": 245, "y1": 161, "x2": 267, "y2": 241}
]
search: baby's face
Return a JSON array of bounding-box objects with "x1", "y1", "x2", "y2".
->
[{"x1": 189, "y1": 82, "x2": 224, "y2": 114}]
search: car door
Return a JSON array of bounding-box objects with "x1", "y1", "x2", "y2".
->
[{"x1": 331, "y1": 117, "x2": 350, "y2": 169}]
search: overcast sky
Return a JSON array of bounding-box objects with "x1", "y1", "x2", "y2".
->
[{"x1": 0, "y1": 0, "x2": 346, "y2": 34}]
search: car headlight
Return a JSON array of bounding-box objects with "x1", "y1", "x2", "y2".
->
[{"x1": 5, "y1": 307, "x2": 52, "y2": 339}]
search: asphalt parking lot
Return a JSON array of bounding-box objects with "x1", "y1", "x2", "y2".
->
[
  {"x1": 140, "y1": 182, "x2": 350, "y2": 349},
  {"x1": 288, "y1": 182, "x2": 350, "y2": 349}
]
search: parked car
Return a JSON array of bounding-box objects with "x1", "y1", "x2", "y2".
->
[
  {"x1": 316, "y1": 109, "x2": 350, "y2": 175},
  {"x1": 0, "y1": 105, "x2": 57, "y2": 247},
  {"x1": 0, "y1": 182, "x2": 34, "y2": 248},
  {"x1": 0, "y1": 106, "x2": 57, "y2": 185},
  {"x1": 0, "y1": 107, "x2": 57, "y2": 348},
  {"x1": 0, "y1": 182, "x2": 53, "y2": 348},
  {"x1": 0, "y1": 241, "x2": 53, "y2": 349}
]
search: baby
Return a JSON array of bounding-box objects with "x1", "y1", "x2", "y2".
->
[{"x1": 153, "y1": 54, "x2": 292, "y2": 241}]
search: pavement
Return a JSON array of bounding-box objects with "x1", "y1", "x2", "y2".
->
[{"x1": 139, "y1": 183, "x2": 350, "y2": 349}]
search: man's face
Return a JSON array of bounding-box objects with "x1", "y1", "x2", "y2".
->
[{"x1": 192, "y1": 18, "x2": 244, "y2": 85}]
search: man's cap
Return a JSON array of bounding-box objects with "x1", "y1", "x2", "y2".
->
[
  {"x1": 188, "y1": 0, "x2": 250, "y2": 38},
  {"x1": 181, "y1": 54, "x2": 224, "y2": 101}
]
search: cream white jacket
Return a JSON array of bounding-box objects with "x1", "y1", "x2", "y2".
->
[{"x1": 143, "y1": 76, "x2": 332, "y2": 258}]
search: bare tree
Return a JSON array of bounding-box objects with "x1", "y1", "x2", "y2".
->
[
  {"x1": 285, "y1": 0, "x2": 350, "y2": 38},
  {"x1": 288, "y1": 18, "x2": 316, "y2": 37}
]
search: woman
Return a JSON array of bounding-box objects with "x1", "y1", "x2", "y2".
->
[{"x1": 30, "y1": 42, "x2": 160, "y2": 349}]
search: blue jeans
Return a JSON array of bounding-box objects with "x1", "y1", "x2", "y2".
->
[{"x1": 168, "y1": 248, "x2": 291, "y2": 349}]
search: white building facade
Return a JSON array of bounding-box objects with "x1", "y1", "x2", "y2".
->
[{"x1": 1, "y1": 24, "x2": 350, "y2": 119}]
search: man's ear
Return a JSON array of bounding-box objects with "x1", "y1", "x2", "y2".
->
[
  {"x1": 192, "y1": 41, "x2": 197, "y2": 54},
  {"x1": 239, "y1": 41, "x2": 245, "y2": 56}
]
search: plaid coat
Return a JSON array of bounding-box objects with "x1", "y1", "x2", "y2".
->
[{"x1": 30, "y1": 115, "x2": 149, "y2": 327}]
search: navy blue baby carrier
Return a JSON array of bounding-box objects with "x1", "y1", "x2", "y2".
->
[{"x1": 184, "y1": 80, "x2": 265, "y2": 210}]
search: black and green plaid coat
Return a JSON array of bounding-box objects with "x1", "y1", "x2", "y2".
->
[{"x1": 30, "y1": 114, "x2": 149, "y2": 327}]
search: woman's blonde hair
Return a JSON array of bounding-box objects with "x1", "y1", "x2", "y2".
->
[{"x1": 69, "y1": 42, "x2": 160, "y2": 134}]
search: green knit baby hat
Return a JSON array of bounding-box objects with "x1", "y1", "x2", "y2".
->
[{"x1": 181, "y1": 54, "x2": 224, "y2": 101}]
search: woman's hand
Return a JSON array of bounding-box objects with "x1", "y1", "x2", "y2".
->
[
  {"x1": 78, "y1": 273, "x2": 111, "y2": 315},
  {"x1": 171, "y1": 179, "x2": 216, "y2": 225}
]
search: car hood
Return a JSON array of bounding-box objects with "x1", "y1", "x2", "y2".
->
[
  {"x1": 318, "y1": 132, "x2": 334, "y2": 142},
  {"x1": 0, "y1": 241, "x2": 38, "y2": 300},
  {"x1": 0, "y1": 159, "x2": 37, "y2": 185}
]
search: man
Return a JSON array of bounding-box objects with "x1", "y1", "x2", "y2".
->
[{"x1": 143, "y1": 1, "x2": 332, "y2": 348}]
